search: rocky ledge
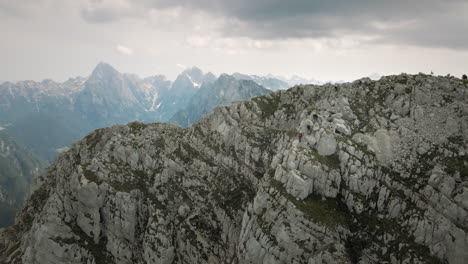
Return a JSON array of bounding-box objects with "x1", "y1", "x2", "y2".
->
[{"x1": 0, "y1": 73, "x2": 467, "y2": 264}]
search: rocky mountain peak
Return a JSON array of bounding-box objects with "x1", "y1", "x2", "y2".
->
[
  {"x1": 216, "y1": 73, "x2": 235, "y2": 84},
  {"x1": 90, "y1": 62, "x2": 120, "y2": 80},
  {"x1": 182, "y1": 66, "x2": 204, "y2": 79},
  {"x1": 203, "y1": 72, "x2": 217, "y2": 83},
  {"x1": 172, "y1": 73, "x2": 198, "y2": 93},
  {"x1": 73, "y1": 63, "x2": 144, "y2": 127},
  {"x1": 177, "y1": 67, "x2": 217, "y2": 88},
  {"x1": 84, "y1": 63, "x2": 127, "y2": 95},
  {"x1": 1, "y1": 73, "x2": 467, "y2": 264},
  {"x1": 232, "y1": 72, "x2": 253, "y2": 80}
]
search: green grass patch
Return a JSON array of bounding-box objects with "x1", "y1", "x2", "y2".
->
[
  {"x1": 19, "y1": 183, "x2": 50, "y2": 230},
  {"x1": 84, "y1": 129, "x2": 104, "y2": 150},
  {"x1": 252, "y1": 94, "x2": 281, "y2": 118},
  {"x1": 444, "y1": 155, "x2": 468, "y2": 180},
  {"x1": 83, "y1": 167, "x2": 102, "y2": 185},
  {"x1": 56, "y1": 221, "x2": 113, "y2": 263},
  {"x1": 302, "y1": 149, "x2": 340, "y2": 170},
  {"x1": 285, "y1": 128, "x2": 298, "y2": 138},
  {"x1": 442, "y1": 95, "x2": 455, "y2": 104},
  {"x1": 271, "y1": 179, "x2": 346, "y2": 230},
  {"x1": 281, "y1": 103, "x2": 296, "y2": 116},
  {"x1": 128, "y1": 121, "x2": 147, "y2": 132},
  {"x1": 447, "y1": 135, "x2": 465, "y2": 145}
]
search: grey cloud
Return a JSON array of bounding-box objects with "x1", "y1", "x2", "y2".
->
[
  {"x1": 3, "y1": 0, "x2": 466, "y2": 50},
  {"x1": 80, "y1": 0, "x2": 468, "y2": 50},
  {"x1": 204, "y1": 0, "x2": 468, "y2": 50},
  {"x1": 0, "y1": 0, "x2": 49, "y2": 17},
  {"x1": 81, "y1": 7, "x2": 120, "y2": 23},
  {"x1": 375, "y1": 14, "x2": 468, "y2": 50},
  {"x1": 2, "y1": 0, "x2": 467, "y2": 83}
]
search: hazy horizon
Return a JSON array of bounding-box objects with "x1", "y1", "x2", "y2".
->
[{"x1": 0, "y1": 61, "x2": 379, "y2": 84}]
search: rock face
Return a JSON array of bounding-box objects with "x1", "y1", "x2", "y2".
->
[{"x1": 1, "y1": 73, "x2": 467, "y2": 264}]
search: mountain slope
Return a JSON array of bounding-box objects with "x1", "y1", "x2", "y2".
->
[
  {"x1": 170, "y1": 74, "x2": 271, "y2": 127},
  {"x1": 1, "y1": 74, "x2": 467, "y2": 264},
  {"x1": 0, "y1": 133, "x2": 46, "y2": 227}
]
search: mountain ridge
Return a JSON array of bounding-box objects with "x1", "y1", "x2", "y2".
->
[{"x1": 1, "y1": 73, "x2": 467, "y2": 263}]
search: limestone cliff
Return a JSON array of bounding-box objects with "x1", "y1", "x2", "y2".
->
[{"x1": 1, "y1": 73, "x2": 467, "y2": 264}]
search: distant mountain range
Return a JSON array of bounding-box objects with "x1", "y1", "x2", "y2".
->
[
  {"x1": 0, "y1": 63, "x2": 207, "y2": 162},
  {"x1": 232, "y1": 72, "x2": 324, "y2": 90},
  {"x1": 1, "y1": 62, "x2": 322, "y2": 163}
]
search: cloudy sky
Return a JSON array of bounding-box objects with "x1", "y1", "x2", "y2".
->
[{"x1": 1, "y1": 0, "x2": 468, "y2": 82}]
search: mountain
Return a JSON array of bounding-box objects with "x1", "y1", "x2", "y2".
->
[
  {"x1": 1, "y1": 73, "x2": 467, "y2": 263},
  {"x1": 232, "y1": 73, "x2": 324, "y2": 90},
  {"x1": 153, "y1": 67, "x2": 217, "y2": 121},
  {"x1": 139, "y1": 75, "x2": 171, "y2": 112},
  {"x1": 280, "y1": 75, "x2": 324, "y2": 86},
  {"x1": 232, "y1": 73, "x2": 290, "y2": 91},
  {"x1": 170, "y1": 74, "x2": 271, "y2": 127},
  {"x1": 0, "y1": 132, "x2": 46, "y2": 227},
  {"x1": 74, "y1": 62, "x2": 156, "y2": 128}
]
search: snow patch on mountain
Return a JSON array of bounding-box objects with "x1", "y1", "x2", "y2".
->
[
  {"x1": 185, "y1": 73, "x2": 200, "y2": 88},
  {"x1": 146, "y1": 92, "x2": 161, "y2": 112}
]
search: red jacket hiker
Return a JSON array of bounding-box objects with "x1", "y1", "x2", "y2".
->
[{"x1": 298, "y1": 131, "x2": 303, "y2": 142}]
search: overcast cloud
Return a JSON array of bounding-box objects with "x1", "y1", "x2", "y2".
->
[
  {"x1": 79, "y1": 0, "x2": 468, "y2": 49},
  {"x1": 1, "y1": 0, "x2": 467, "y2": 82}
]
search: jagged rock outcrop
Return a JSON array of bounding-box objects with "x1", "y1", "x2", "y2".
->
[{"x1": 1, "y1": 73, "x2": 467, "y2": 264}]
